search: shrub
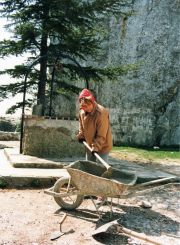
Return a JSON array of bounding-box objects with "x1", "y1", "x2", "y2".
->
[{"x1": 0, "y1": 119, "x2": 16, "y2": 132}]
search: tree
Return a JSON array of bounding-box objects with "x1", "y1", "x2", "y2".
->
[{"x1": 0, "y1": 0, "x2": 131, "y2": 115}]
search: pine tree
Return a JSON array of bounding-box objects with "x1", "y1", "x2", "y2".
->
[{"x1": 0, "y1": 0, "x2": 131, "y2": 115}]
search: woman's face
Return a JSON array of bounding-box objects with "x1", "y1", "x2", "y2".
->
[{"x1": 79, "y1": 98, "x2": 94, "y2": 113}]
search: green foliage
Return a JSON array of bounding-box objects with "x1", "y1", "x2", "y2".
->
[
  {"x1": 0, "y1": 0, "x2": 132, "y2": 114},
  {"x1": 0, "y1": 178, "x2": 8, "y2": 188},
  {"x1": 15, "y1": 121, "x2": 21, "y2": 132},
  {"x1": 6, "y1": 99, "x2": 34, "y2": 114},
  {"x1": 0, "y1": 118, "x2": 16, "y2": 132}
]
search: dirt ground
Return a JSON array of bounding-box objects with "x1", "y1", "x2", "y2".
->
[
  {"x1": 110, "y1": 151, "x2": 180, "y2": 177},
  {"x1": 0, "y1": 183, "x2": 179, "y2": 245},
  {"x1": 0, "y1": 150, "x2": 180, "y2": 245}
]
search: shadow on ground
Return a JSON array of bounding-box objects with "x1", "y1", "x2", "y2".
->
[{"x1": 54, "y1": 199, "x2": 179, "y2": 244}]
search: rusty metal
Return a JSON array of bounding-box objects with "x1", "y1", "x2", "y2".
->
[
  {"x1": 45, "y1": 160, "x2": 179, "y2": 218},
  {"x1": 45, "y1": 160, "x2": 137, "y2": 202}
]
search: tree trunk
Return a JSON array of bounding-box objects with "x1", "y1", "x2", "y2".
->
[{"x1": 37, "y1": 6, "x2": 49, "y2": 116}]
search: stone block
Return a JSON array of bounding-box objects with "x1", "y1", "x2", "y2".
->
[{"x1": 23, "y1": 117, "x2": 84, "y2": 158}]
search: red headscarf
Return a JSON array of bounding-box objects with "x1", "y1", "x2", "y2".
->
[{"x1": 79, "y1": 89, "x2": 95, "y2": 103}]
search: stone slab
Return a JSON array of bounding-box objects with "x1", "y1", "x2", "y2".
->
[
  {"x1": 4, "y1": 145, "x2": 85, "y2": 168},
  {"x1": 0, "y1": 149, "x2": 69, "y2": 188},
  {"x1": 4, "y1": 148, "x2": 65, "y2": 168},
  {"x1": 0, "y1": 146, "x2": 178, "y2": 189},
  {"x1": 109, "y1": 157, "x2": 176, "y2": 183}
]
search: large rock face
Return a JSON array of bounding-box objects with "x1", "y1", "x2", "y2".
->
[
  {"x1": 53, "y1": 0, "x2": 180, "y2": 147},
  {"x1": 97, "y1": 0, "x2": 180, "y2": 147}
]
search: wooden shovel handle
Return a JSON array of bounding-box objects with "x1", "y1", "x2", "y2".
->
[{"x1": 83, "y1": 141, "x2": 111, "y2": 170}]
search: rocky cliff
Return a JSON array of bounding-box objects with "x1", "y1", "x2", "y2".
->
[
  {"x1": 53, "y1": 0, "x2": 180, "y2": 147},
  {"x1": 97, "y1": 0, "x2": 180, "y2": 147}
]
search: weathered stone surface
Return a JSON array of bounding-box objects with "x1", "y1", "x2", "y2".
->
[
  {"x1": 0, "y1": 131, "x2": 20, "y2": 141},
  {"x1": 23, "y1": 117, "x2": 84, "y2": 158},
  {"x1": 97, "y1": 0, "x2": 180, "y2": 147},
  {"x1": 52, "y1": 0, "x2": 179, "y2": 147}
]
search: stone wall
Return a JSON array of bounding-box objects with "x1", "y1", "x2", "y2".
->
[
  {"x1": 0, "y1": 131, "x2": 19, "y2": 141},
  {"x1": 51, "y1": 0, "x2": 180, "y2": 147},
  {"x1": 23, "y1": 116, "x2": 84, "y2": 158}
]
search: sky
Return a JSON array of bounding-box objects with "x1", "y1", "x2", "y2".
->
[{"x1": 0, "y1": 17, "x2": 28, "y2": 118}]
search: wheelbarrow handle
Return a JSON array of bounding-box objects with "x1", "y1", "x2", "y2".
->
[{"x1": 83, "y1": 141, "x2": 111, "y2": 170}]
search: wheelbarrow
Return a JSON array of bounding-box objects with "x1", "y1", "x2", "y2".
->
[{"x1": 44, "y1": 159, "x2": 177, "y2": 217}]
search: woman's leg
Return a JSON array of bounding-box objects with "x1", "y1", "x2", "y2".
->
[
  {"x1": 96, "y1": 152, "x2": 109, "y2": 203},
  {"x1": 86, "y1": 151, "x2": 109, "y2": 163},
  {"x1": 97, "y1": 152, "x2": 109, "y2": 163}
]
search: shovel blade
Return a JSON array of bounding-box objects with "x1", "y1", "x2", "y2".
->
[
  {"x1": 92, "y1": 220, "x2": 118, "y2": 237},
  {"x1": 50, "y1": 231, "x2": 64, "y2": 241}
]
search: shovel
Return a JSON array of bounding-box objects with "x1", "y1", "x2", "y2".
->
[
  {"x1": 83, "y1": 141, "x2": 112, "y2": 178},
  {"x1": 50, "y1": 213, "x2": 74, "y2": 241},
  {"x1": 92, "y1": 220, "x2": 162, "y2": 245}
]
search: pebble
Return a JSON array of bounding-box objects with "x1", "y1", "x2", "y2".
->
[{"x1": 141, "y1": 200, "x2": 152, "y2": 208}]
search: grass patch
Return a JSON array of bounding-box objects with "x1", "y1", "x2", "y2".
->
[{"x1": 112, "y1": 146, "x2": 180, "y2": 161}]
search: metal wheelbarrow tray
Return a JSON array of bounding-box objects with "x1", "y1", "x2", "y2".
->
[
  {"x1": 44, "y1": 160, "x2": 136, "y2": 210},
  {"x1": 44, "y1": 160, "x2": 178, "y2": 211},
  {"x1": 65, "y1": 160, "x2": 137, "y2": 197}
]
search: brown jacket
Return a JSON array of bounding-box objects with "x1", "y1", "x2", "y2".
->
[{"x1": 77, "y1": 102, "x2": 113, "y2": 153}]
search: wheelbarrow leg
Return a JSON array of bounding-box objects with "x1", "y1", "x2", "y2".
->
[{"x1": 90, "y1": 197, "x2": 114, "y2": 220}]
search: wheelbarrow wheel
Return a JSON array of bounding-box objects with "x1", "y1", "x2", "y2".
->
[{"x1": 53, "y1": 177, "x2": 84, "y2": 210}]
